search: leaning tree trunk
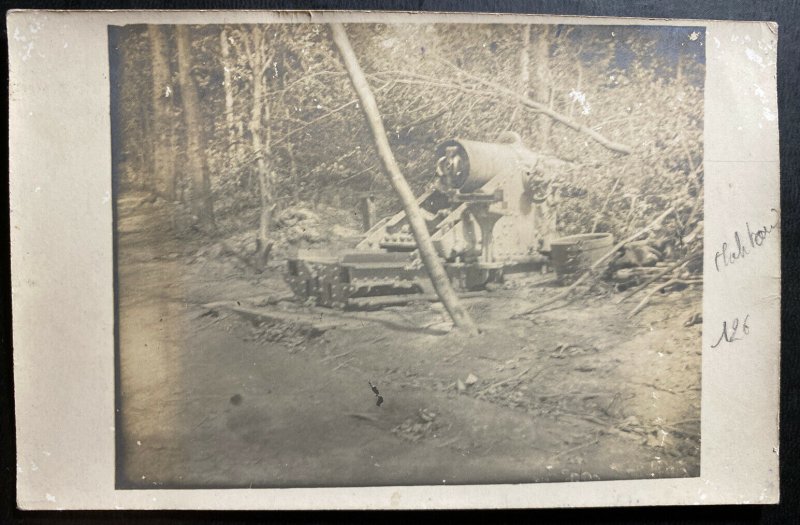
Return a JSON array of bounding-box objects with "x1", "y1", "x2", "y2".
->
[
  {"x1": 175, "y1": 25, "x2": 215, "y2": 227},
  {"x1": 330, "y1": 23, "x2": 478, "y2": 334},
  {"x1": 147, "y1": 25, "x2": 177, "y2": 199}
]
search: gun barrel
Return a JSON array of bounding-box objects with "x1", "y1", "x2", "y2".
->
[{"x1": 435, "y1": 137, "x2": 540, "y2": 192}]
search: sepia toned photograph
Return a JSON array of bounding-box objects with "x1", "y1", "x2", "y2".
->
[{"x1": 110, "y1": 21, "x2": 705, "y2": 489}]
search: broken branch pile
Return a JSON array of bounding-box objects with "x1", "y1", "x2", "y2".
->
[{"x1": 514, "y1": 206, "x2": 704, "y2": 319}]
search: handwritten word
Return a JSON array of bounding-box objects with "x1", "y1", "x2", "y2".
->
[
  {"x1": 714, "y1": 210, "x2": 779, "y2": 272},
  {"x1": 710, "y1": 315, "x2": 750, "y2": 348}
]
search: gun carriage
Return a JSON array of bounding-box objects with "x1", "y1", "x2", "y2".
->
[{"x1": 286, "y1": 132, "x2": 573, "y2": 308}]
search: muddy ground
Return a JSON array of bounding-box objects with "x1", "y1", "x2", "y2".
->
[{"x1": 117, "y1": 192, "x2": 701, "y2": 488}]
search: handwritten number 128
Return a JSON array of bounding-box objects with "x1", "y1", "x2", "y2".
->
[{"x1": 711, "y1": 315, "x2": 750, "y2": 348}]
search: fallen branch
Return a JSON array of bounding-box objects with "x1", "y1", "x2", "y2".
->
[
  {"x1": 433, "y1": 58, "x2": 633, "y2": 155},
  {"x1": 616, "y1": 250, "x2": 702, "y2": 304},
  {"x1": 668, "y1": 418, "x2": 701, "y2": 427},
  {"x1": 435, "y1": 436, "x2": 461, "y2": 448},
  {"x1": 551, "y1": 433, "x2": 602, "y2": 460},
  {"x1": 319, "y1": 349, "x2": 354, "y2": 364},
  {"x1": 684, "y1": 184, "x2": 705, "y2": 236},
  {"x1": 534, "y1": 391, "x2": 617, "y2": 399},
  {"x1": 332, "y1": 357, "x2": 355, "y2": 371},
  {"x1": 666, "y1": 279, "x2": 703, "y2": 286},
  {"x1": 611, "y1": 267, "x2": 666, "y2": 281},
  {"x1": 479, "y1": 366, "x2": 531, "y2": 394},
  {"x1": 514, "y1": 207, "x2": 675, "y2": 317},
  {"x1": 628, "y1": 278, "x2": 703, "y2": 318},
  {"x1": 624, "y1": 195, "x2": 639, "y2": 234},
  {"x1": 202, "y1": 293, "x2": 294, "y2": 309},
  {"x1": 374, "y1": 66, "x2": 632, "y2": 155},
  {"x1": 347, "y1": 412, "x2": 378, "y2": 422},
  {"x1": 400, "y1": 106, "x2": 450, "y2": 131},
  {"x1": 559, "y1": 411, "x2": 610, "y2": 428}
]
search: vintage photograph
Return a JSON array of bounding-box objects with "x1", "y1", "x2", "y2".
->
[{"x1": 110, "y1": 21, "x2": 705, "y2": 488}]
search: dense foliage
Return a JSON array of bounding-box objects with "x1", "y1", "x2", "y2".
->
[{"x1": 110, "y1": 23, "x2": 704, "y2": 258}]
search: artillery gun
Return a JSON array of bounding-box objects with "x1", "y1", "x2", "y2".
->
[{"x1": 286, "y1": 132, "x2": 570, "y2": 308}]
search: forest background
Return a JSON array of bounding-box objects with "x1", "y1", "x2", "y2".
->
[{"x1": 109, "y1": 23, "x2": 705, "y2": 265}]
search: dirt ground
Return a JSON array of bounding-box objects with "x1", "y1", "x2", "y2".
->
[{"x1": 117, "y1": 192, "x2": 701, "y2": 488}]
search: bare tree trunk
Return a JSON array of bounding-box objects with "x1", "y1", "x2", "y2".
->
[
  {"x1": 220, "y1": 27, "x2": 239, "y2": 160},
  {"x1": 147, "y1": 25, "x2": 176, "y2": 199},
  {"x1": 520, "y1": 25, "x2": 531, "y2": 91},
  {"x1": 330, "y1": 23, "x2": 478, "y2": 334},
  {"x1": 120, "y1": 37, "x2": 150, "y2": 189},
  {"x1": 137, "y1": 104, "x2": 151, "y2": 188},
  {"x1": 167, "y1": 106, "x2": 180, "y2": 201},
  {"x1": 244, "y1": 27, "x2": 276, "y2": 267},
  {"x1": 531, "y1": 25, "x2": 553, "y2": 149},
  {"x1": 285, "y1": 106, "x2": 300, "y2": 201},
  {"x1": 175, "y1": 25, "x2": 215, "y2": 227},
  {"x1": 518, "y1": 25, "x2": 531, "y2": 138},
  {"x1": 255, "y1": 172, "x2": 275, "y2": 266}
]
